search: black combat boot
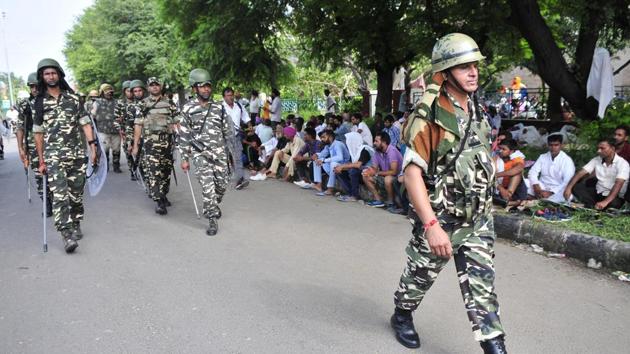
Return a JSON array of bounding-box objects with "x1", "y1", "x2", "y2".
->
[
  {"x1": 155, "y1": 199, "x2": 167, "y2": 215},
  {"x1": 163, "y1": 196, "x2": 171, "y2": 207},
  {"x1": 113, "y1": 164, "x2": 122, "y2": 173},
  {"x1": 216, "y1": 207, "x2": 222, "y2": 219},
  {"x1": 61, "y1": 230, "x2": 78, "y2": 253},
  {"x1": 206, "y1": 217, "x2": 218, "y2": 236},
  {"x1": 71, "y1": 222, "x2": 83, "y2": 241},
  {"x1": 390, "y1": 308, "x2": 421, "y2": 349},
  {"x1": 480, "y1": 336, "x2": 507, "y2": 354}
]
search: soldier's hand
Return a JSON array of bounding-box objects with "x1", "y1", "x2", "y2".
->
[
  {"x1": 90, "y1": 147, "x2": 98, "y2": 166},
  {"x1": 38, "y1": 162, "x2": 47, "y2": 175},
  {"x1": 181, "y1": 161, "x2": 190, "y2": 172},
  {"x1": 426, "y1": 225, "x2": 452, "y2": 259}
]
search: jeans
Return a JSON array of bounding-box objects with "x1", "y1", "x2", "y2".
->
[
  {"x1": 313, "y1": 161, "x2": 340, "y2": 188},
  {"x1": 337, "y1": 168, "x2": 361, "y2": 198}
]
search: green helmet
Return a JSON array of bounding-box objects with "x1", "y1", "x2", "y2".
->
[
  {"x1": 27, "y1": 72, "x2": 38, "y2": 86},
  {"x1": 431, "y1": 33, "x2": 485, "y2": 73},
  {"x1": 36, "y1": 58, "x2": 65, "y2": 77},
  {"x1": 129, "y1": 79, "x2": 145, "y2": 90},
  {"x1": 189, "y1": 68, "x2": 212, "y2": 87},
  {"x1": 122, "y1": 80, "x2": 131, "y2": 90}
]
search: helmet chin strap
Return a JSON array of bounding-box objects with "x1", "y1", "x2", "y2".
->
[{"x1": 444, "y1": 70, "x2": 471, "y2": 98}]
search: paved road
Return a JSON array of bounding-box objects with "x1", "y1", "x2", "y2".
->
[{"x1": 1, "y1": 140, "x2": 629, "y2": 354}]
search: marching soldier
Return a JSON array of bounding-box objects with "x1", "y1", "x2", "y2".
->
[
  {"x1": 178, "y1": 68, "x2": 234, "y2": 236},
  {"x1": 125, "y1": 79, "x2": 146, "y2": 181},
  {"x1": 116, "y1": 80, "x2": 133, "y2": 174},
  {"x1": 91, "y1": 83, "x2": 123, "y2": 173}
]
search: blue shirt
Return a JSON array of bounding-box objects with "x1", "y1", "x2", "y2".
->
[
  {"x1": 318, "y1": 140, "x2": 350, "y2": 164},
  {"x1": 382, "y1": 125, "x2": 401, "y2": 149}
]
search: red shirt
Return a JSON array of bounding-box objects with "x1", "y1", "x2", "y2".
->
[{"x1": 618, "y1": 142, "x2": 630, "y2": 164}]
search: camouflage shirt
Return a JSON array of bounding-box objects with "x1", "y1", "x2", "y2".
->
[
  {"x1": 177, "y1": 98, "x2": 235, "y2": 163},
  {"x1": 15, "y1": 96, "x2": 35, "y2": 132},
  {"x1": 32, "y1": 91, "x2": 91, "y2": 160},
  {"x1": 115, "y1": 98, "x2": 132, "y2": 127},
  {"x1": 124, "y1": 99, "x2": 144, "y2": 132},
  {"x1": 92, "y1": 97, "x2": 120, "y2": 134},
  {"x1": 134, "y1": 95, "x2": 179, "y2": 135}
]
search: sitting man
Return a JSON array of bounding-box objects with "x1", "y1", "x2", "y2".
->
[
  {"x1": 351, "y1": 112, "x2": 373, "y2": 147},
  {"x1": 564, "y1": 138, "x2": 629, "y2": 210},
  {"x1": 614, "y1": 125, "x2": 630, "y2": 163},
  {"x1": 292, "y1": 127, "x2": 321, "y2": 188},
  {"x1": 334, "y1": 132, "x2": 374, "y2": 202},
  {"x1": 362, "y1": 132, "x2": 403, "y2": 211},
  {"x1": 382, "y1": 114, "x2": 401, "y2": 150},
  {"x1": 527, "y1": 134, "x2": 575, "y2": 203},
  {"x1": 262, "y1": 126, "x2": 304, "y2": 181},
  {"x1": 312, "y1": 129, "x2": 350, "y2": 195},
  {"x1": 496, "y1": 139, "x2": 528, "y2": 204}
]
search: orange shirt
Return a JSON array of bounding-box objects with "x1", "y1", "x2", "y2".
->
[{"x1": 501, "y1": 156, "x2": 524, "y2": 188}]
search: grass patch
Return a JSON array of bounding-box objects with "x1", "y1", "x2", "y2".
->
[{"x1": 531, "y1": 210, "x2": 630, "y2": 242}]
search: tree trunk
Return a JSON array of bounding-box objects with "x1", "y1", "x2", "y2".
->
[
  {"x1": 375, "y1": 65, "x2": 394, "y2": 114},
  {"x1": 510, "y1": 0, "x2": 597, "y2": 120},
  {"x1": 546, "y1": 86, "x2": 562, "y2": 123}
]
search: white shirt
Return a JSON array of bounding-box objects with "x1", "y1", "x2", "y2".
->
[
  {"x1": 582, "y1": 154, "x2": 629, "y2": 196},
  {"x1": 528, "y1": 151, "x2": 575, "y2": 202},
  {"x1": 326, "y1": 95, "x2": 336, "y2": 113},
  {"x1": 352, "y1": 121, "x2": 373, "y2": 147},
  {"x1": 222, "y1": 100, "x2": 250, "y2": 133},
  {"x1": 270, "y1": 96, "x2": 282, "y2": 122},
  {"x1": 249, "y1": 97, "x2": 260, "y2": 114},
  {"x1": 255, "y1": 124, "x2": 273, "y2": 144}
]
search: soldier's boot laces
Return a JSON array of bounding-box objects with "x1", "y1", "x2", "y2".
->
[
  {"x1": 390, "y1": 311, "x2": 421, "y2": 349},
  {"x1": 61, "y1": 230, "x2": 78, "y2": 254},
  {"x1": 71, "y1": 222, "x2": 83, "y2": 241},
  {"x1": 480, "y1": 336, "x2": 507, "y2": 354},
  {"x1": 206, "y1": 218, "x2": 218, "y2": 236},
  {"x1": 155, "y1": 200, "x2": 167, "y2": 215}
]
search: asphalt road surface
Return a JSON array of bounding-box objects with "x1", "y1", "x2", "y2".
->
[{"x1": 1, "y1": 140, "x2": 629, "y2": 354}]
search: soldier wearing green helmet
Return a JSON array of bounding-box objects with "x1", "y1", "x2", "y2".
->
[
  {"x1": 14, "y1": 72, "x2": 53, "y2": 216},
  {"x1": 177, "y1": 68, "x2": 235, "y2": 235},
  {"x1": 32, "y1": 58, "x2": 99, "y2": 253},
  {"x1": 392, "y1": 34, "x2": 507, "y2": 353},
  {"x1": 115, "y1": 80, "x2": 134, "y2": 173},
  {"x1": 123, "y1": 79, "x2": 147, "y2": 181}
]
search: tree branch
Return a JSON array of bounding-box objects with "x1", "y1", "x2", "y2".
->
[{"x1": 614, "y1": 58, "x2": 630, "y2": 76}]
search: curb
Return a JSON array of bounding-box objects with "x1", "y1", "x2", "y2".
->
[{"x1": 494, "y1": 213, "x2": 630, "y2": 272}]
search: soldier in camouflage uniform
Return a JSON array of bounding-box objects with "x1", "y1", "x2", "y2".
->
[
  {"x1": 32, "y1": 58, "x2": 99, "y2": 254},
  {"x1": 91, "y1": 83, "x2": 123, "y2": 173},
  {"x1": 132, "y1": 77, "x2": 178, "y2": 215},
  {"x1": 15, "y1": 72, "x2": 53, "y2": 216},
  {"x1": 391, "y1": 34, "x2": 507, "y2": 353},
  {"x1": 125, "y1": 80, "x2": 146, "y2": 181},
  {"x1": 116, "y1": 80, "x2": 133, "y2": 174},
  {"x1": 178, "y1": 69, "x2": 235, "y2": 236}
]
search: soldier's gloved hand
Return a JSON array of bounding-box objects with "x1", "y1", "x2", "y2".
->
[
  {"x1": 181, "y1": 161, "x2": 190, "y2": 172},
  {"x1": 426, "y1": 225, "x2": 452, "y2": 259}
]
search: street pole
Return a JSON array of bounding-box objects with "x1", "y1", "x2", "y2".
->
[{"x1": 1, "y1": 10, "x2": 15, "y2": 107}]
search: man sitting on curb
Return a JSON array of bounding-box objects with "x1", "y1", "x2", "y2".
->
[
  {"x1": 362, "y1": 132, "x2": 403, "y2": 210},
  {"x1": 382, "y1": 114, "x2": 401, "y2": 150},
  {"x1": 614, "y1": 125, "x2": 630, "y2": 163},
  {"x1": 495, "y1": 139, "x2": 528, "y2": 205},
  {"x1": 312, "y1": 129, "x2": 350, "y2": 195},
  {"x1": 527, "y1": 134, "x2": 575, "y2": 203},
  {"x1": 564, "y1": 138, "x2": 629, "y2": 210},
  {"x1": 293, "y1": 127, "x2": 321, "y2": 189},
  {"x1": 334, "y1": 132, "x2": 374, "y2": 202},
  {"x1": 260, "y1": 126, "x2": 304, "y2": 181}
]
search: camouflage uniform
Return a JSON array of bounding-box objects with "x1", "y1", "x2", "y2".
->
[
  {"x1": 93, "y1": 97, "x2": 122, "y2": 170},
  {"x1": 124, "y1": 98, "x2": 144, "y2": 174},
  {"x1": 32, "y1": 91, "x2": 91, "y2": 233},
  {"x1": 117, "y1": 97, "x2": 134, "y2": 171},
  {"x1": 134, "y1": 93, "x2": 178, "y2": 202},
  {"x1": 178, "y1": 98, "x2": 234, "y2": 219},
  {"x1": 396, "y1": 72, "x2": 505, "y2": 342}
]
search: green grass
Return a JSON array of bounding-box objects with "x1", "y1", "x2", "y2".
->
[{"x1": 531, "y1": 210, "x2": 630, "y2": 242}]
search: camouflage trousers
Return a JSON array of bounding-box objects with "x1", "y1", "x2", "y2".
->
[
  {"x1": 124, "y1": 127, "x2": 136, "y2": 171},
  {"x1": 25, "y1": 138, "x2": 52, "y2": 200},
  {"x1": 142, "y1": 136, "x2": 172, "y2": 201},
  {"x1": 192, "y1": 153, "x2": 229, "y2": 219},
  {"x1": 394, "y1": 214, "x2": 505, "y2": 342},
  {"x1": 99, "y1": 132, "x2": 121, "y2": 168},
  {"x1": 47, "y1": 156, "x2": 87, "y2": 232}
]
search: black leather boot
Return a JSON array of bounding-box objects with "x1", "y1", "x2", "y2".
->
[
  {"x1": 155, "y1": 200, "x2": 167, "y2": 215},
  {"x1": 481, "y1": 336, "x2": 507, "y2": 354},
  {"x1": 61, "y1": 230, "x2": 78, "y2": 254},
  {"x1": 390, "y1": 309, "x2": 420, "y2": 349},
  {"x1": 206, "y1": 217, "x2": 218, "y2": 236},
  {"x1": 71, "y1": 222, "x2": 83, "y2": 241}
]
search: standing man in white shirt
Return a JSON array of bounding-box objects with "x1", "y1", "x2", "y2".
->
[
  {"x1": 223, "y1": 87, "x2": 250, "y2": 190},
  {"x1": 270, "y1": 88, "x2": 282, "y2": 128},
  {"x1": 350, "y1": 112, "x2": 373, "y2": 147},
  {"x1": 249, "y1": 90, "x2": 261, "y2": 122},
  {"x1": 527, "y1": 134, "x2": 575, "y2": 203},
  {"x1": 564, "y1": 138, "x2": 629, "y2": 209},
  {"x1": 325, "y1": 89, "x2": 336, "y2": 115}
]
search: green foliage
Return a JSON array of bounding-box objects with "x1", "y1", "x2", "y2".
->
[
  {"x1": 576, "y1": 99, "x2": 630, "y2": 144},
  {"x1": 535, "y1": 210, "x2": 630, "y2": 242},
  {"x1": 0, "y1": 72, "x2": 26, "y2": 104}
]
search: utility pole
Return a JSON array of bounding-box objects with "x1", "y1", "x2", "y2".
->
[{"x1": 1, "y1": 10, "x2": 15, "y2": 107}]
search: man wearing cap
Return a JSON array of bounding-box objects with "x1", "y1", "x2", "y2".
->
[
  {"x1": 15, "y1": 72, "x2": 53, "y2": 216},
  {"x1": 125, "y1": 80, "x2": 146, "y2": 181},
  {"x1": 85, "y1": 89, "x2": 99, "y2": 115},
  {"x1": 116, "y1": 80, "x2": 133, "y2": 173},
  {"x1": 178, "y1": 69, "x2": 235, "y2": 236},
  {"x1": 260, "y1": 126, "x2": 304, "y2": 180},
  {"x1": 132, "y1": 77, "x2": 179, "y2": 215},
  {"x1": 32, "y1": 58, "x2": 98, "y2": 253},
  {"x1": 392, "y1": 34, "x2": 507, "y2": 353},
  {"x1": 91, "y1": 83, "x2": 123, "y2": 173}
]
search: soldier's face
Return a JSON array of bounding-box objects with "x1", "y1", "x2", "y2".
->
[
  {"x1": 42, "y1": 68, "x2": 59, "y2": 87},
  {"x1": 148, "y1": 83, "x2": 161, "y2": 95},
  {"x1": 448, "y1": 62, "x2": 479, "y2": 93},
  {"x1": 29, "y1": 85, "x2": 38, "y2": 96},
  {"x1": 125, "y1": 88, "x2": 133, "y2": 99},
  {"x1": 104, "y1": 90, "x2": 114, "y2": 99},
  {"x1": 132, "y1": 87, "x2": 144, "y2": 99},
  {"x1": 194, "y1": 84, "x2": 212, "y2": 100}
]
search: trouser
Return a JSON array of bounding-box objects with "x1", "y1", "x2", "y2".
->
[
  {"x1": 269, "y1": 150, "x2": 296, "y2": 176},
  {"x1": 295, "y1": 160, "x2": 313, "y2": 182},
  {"x1": 230, "y1": 134, "x2": 245, "y2": 181},
  {"x1": 26, "y1": 136, "x2": 52, "y2": 200},
  {"x1": 394, "y1": 214, "x2": 505, "y2": 342},
  {"x1": 143, "y1": 136, "x2": 172, "y2": 201},
  {"x1": 124, "y1": 126, "x2": 138, "y2": 171},
  {"x1": 192, "y1": 154, "x2": 229, "y2": 219},
  {"x1": 99, "y1": 132, "x2": 121, "y2": 169},
  {"x1": 47, "y1": 156, "x2": 87, "y2": 232},
  {"x1": 573, "y1": 179, "x2": 625, "y2": 209},
  {"x1": 245, "y1": 145, "x2": 261, "y2": 170},
  {"x1": 337, "y1": 168, "x2": 361, "y2": 198},
  {"x1": 313, "y1": 161, "x2": 340, "y2": 188}
]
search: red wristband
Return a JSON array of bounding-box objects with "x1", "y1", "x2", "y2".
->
[{"x1": 423, "y1": 219, "x2": 438, "y2": 231}]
